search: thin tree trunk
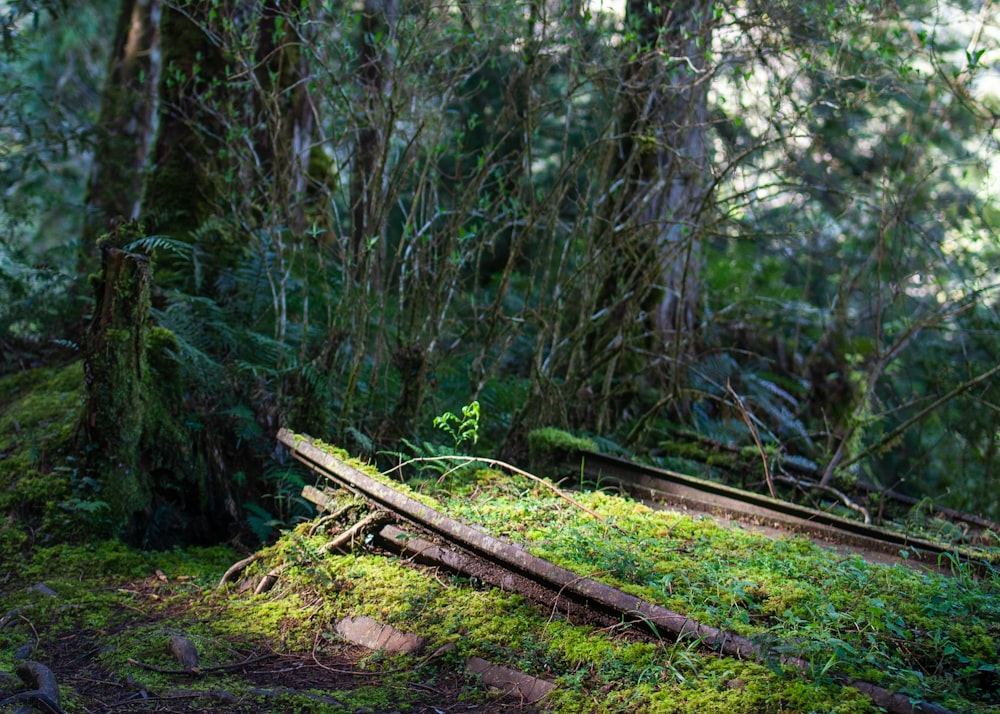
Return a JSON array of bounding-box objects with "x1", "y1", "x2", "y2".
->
[
  {"x1": 254, "y1": 1, "x2": 314, "y2": 236},
  {"x1": 350, "y1": 0, "x2": 397, "y2": 287},
  {"x1": 141, "y1": 4, "x2": 223, "y2": 252},
  {"x1": 570, "y1": 0, "x2": 715, "y2": 431}
]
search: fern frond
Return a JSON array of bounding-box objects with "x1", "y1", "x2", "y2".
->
[
  {"x1": 124, "y1": 234, "x2": 193, "y2": 260},
  {"x1": 688, "y1": 353, "x2": 739, "y2": 395}
]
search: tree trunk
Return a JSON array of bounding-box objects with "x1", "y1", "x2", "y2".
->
[
  {"x1": 253, "y1": 1, "x2": 315, "y2": 236},
  {"x1": 141, "y1": 3, "x2": 224, "y2": 255},
  {"x1": 618, "y1": 0, "x2": 714, "y2": 339},
  {"x1": 350, "y1": 0, "x2": 397, "y2": 287},
  {"x1": 565, "y1": 0, "x2": 715, "y2": 433},
  {"x1": 83, "y1": 240, "x2": 153, "y2": 530},
  {"x1": 78, "y1": 1, "x2": 319, "y2": 543},
  {"x1": 80, "y1": 0, "x2": 160, "y2": 269}
]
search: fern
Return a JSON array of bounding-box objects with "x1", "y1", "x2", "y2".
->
[
  {"x1": 123, "y1": 234, "x2": 194, "y2": 259},
  {"x1": 743, "y1": 373, "x2": 812, "y2": 450}
]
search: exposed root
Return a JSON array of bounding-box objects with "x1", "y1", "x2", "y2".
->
[
  {"x1": 216, "y1": 553, "x2": 262, "y2": 589},
  {"x1": 323, "y1": 510, "x2": 392, "y2": 554}
]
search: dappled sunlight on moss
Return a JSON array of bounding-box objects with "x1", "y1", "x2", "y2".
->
[
  {"x1": 387, "y1": 462, "x2": 1000, "y2": 711},
  {"x1": 2, "y1": 426, "x2": 997, "y2": 712}
]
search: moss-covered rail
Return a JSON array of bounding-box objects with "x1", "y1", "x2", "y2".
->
[
  {"x1": 277, "y1": 428, "x2": 956, "y2": 714},
  {"x1": 559, "y1": 449, "x2": 999, "y2": 575}
]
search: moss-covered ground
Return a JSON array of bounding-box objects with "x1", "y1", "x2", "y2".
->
[
  {"x1": 322, "y1": 461, "x2": 999, "y2": 713},
  {"x1": 2, "y1": 367, "x2": 999, "y2": 713}
]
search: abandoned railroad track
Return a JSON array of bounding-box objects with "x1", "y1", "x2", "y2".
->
[
  {"x1": 276, "y1": 429, "x2": 994, "y2": 714},
  {"x1": 557, "y1": 450, "x2": 1000, "y2": 575}
]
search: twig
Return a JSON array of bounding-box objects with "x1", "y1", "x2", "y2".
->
[
  {"x1": 774, "y1": 473, "x2": 871, "y2": 524},
  {"x1": 819, "y1": 294, "x2": 979, "y2": 486},
  {"x1": 837, "y1": 362, "x2": 1000, "y2": 474},
  {"x1": 126, "y1": 652, "x2": 275, "y2": 676},
  {"x1": 726, "y1": 381, "x2": 776, "y2": 498},
  {"x1": 0, "y1": 690, "x2": 64, "y2": 714},
  {"x1": 254, "y1": 567, "x2": 285, "y2": 595},
  {"x1": 324, "y1": 511, "x2": 392, "y2": 553}
]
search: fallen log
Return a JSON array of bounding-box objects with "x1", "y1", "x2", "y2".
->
[{"x1": 278, "y1": 428, "x2": 953, "y2": 714}]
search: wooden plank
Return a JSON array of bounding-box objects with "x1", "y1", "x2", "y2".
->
[
  {"x1": 301, "y1": 484, "x2": 337, "y2": 510},
  {"x1": 466, "y1": 657, "x2": 554, "y2": 704}
]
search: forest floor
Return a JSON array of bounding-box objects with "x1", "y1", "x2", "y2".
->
[
  {"x1": 1, "y1": 542, "x2": 544, "y2": 714},
  {"x1": 3, "y1": 488, "x2": 998, "y2": 714},
  {"x1": 2, "y1": 364, "x2": 999, "y2": 714}
]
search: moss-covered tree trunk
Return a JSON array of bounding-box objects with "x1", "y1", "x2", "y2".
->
[
  {"x1": 83, "y1": 242, "x2": 153, "y2": 531},
  {"x1": 79, "y1": 1, "x2": 324, "y2": 544}
]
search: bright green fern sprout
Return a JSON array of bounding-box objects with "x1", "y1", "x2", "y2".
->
[{"x1": 433, "y1": 400, "x2": 481, "y2": 450}]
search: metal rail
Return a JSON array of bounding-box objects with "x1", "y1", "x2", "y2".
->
[{"x1": 568, "y1": 450, "x2": 998, "y2": 571}]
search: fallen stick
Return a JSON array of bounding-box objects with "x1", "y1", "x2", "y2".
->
[
  {"x1": 127, "y1": 652, "x2": 275, "y2": 676},
  {"x1": 323, "y1": 511, "x2": 392, "y2": 554},
  {"x1": 217, "y1": 553, "x2": 262, "y2": 589}
]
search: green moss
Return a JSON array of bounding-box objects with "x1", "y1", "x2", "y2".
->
[
  {"x1": 394, "y1": 466, "x2": 1000, "y2": 712},
  {"x1": 3, "y1": 429, "x2": 997, "y2": 713},
  {"x1": 304, "y1": 435, "x2": 445, "y2": 510},
  {"x1": 527, "y1": 427, "x2": 597, "y2": 477},
  {"x1": 0, "y1": 362, "x2": 83, "y2": 456},
  {"x1": 658, "y1": 440, "x2": 712, "y2": 461},
  {"x1": 82, "y1": 248, "x2": 155, "y2": 529},
  {"x1": 0, "y1": 362, "x2": 87, "y2": 556},
  {"x1": 146, "y1": 325, "x2": 180, "y2": 380},
  {"x1": 528, "y1": 427, "x2": 596, "y2": 455},
  {"x1": 637, "y1": 658, "x2": 881, "y2": 714},
  {"x1": 235, "y1": 500, "x2": 973, "y2": 714}
]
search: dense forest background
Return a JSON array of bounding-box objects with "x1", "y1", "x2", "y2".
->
[{"x1": 1, "y1": 0, "x2": 998, "y2": 546}]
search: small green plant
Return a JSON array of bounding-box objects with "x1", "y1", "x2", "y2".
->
[{"x1": 433, "y1": 400, "x2": 480, "y2": 450}]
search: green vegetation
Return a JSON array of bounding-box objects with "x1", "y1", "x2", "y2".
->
[
  {"x1": 338, "y1": 460, "x2": 1000, "y2": 712},
  {"x1": 0, "y1": 362, "x2": 92, "y2": 557},
  {"x1": 5, "y1": 455, "x2": 996, "y2": 712},
  {"x1": 2, "y1": 1, "x2": 1000, "y2": 710},
  {"x1": 4, "y1": 0, "x2": 1000, "y2": 536},
  {"x1": 528, "y1": 427, "x2": 598, "y2": 476}
]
